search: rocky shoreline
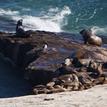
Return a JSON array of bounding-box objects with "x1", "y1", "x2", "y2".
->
[{"x1": 0, "y1": 31, "x2": 107, "y2": 94}]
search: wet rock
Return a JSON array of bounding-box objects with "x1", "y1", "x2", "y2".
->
[
  {"x1": 73, "y1": 47, "x2": 107, "y2": 62},
  {"x1": 0, "y1": 31, "x2": 107, "y2": 94}
]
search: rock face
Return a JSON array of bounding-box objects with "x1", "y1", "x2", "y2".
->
[{"x1": 0, "y1": 31, "x2": 107, "y2": 94}]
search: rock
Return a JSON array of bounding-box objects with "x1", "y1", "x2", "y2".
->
[
  {"x1": 73, "y1": 47, "x2": 107, "y2": 62},
  {"x1": 0, "y1": 31, "x2": 107, "y2": 94}
]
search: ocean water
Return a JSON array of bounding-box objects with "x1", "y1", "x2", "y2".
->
[{"x1": 0, "y1": 0, "x2": 107, "y2": 35}]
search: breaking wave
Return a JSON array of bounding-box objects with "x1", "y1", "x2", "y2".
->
[
  {"x1": 0, "y1": 6, "x2": 71, "y2": 32},
  {"x1": 91, "y1": 26, "x2": 107, "y2": 35},
  {"x1": 0, "y1": 0, "x2": 107, "y2": 36},
  {"x1": 0, "y1": 8, "x2": 19, "y2": 16}
]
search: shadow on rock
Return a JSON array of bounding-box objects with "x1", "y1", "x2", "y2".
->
[{"x1": 0, "y1": 57, "x2": 32, "y2": 98}]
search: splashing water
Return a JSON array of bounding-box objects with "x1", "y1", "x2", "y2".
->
[
  {"x1": 91, "y1": 26, "x2": 107, "y2": 35},
  {"x1": 0, "y1": 0, "x2": 107, "y2": 35}
]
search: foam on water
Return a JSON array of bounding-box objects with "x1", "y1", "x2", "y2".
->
[
  {"x1": 91, "y1": 26, "x2": 107, "y2": 35},
  {"x1": 0, "y1": 0, "x2": 106, "y2": 35},
  {"x1": 11, "y1": 6, "x2": 71, "y2": 32},
  {"x1": 79, "y1": 9, "x2": 97, "y2": 21},
  {"x1": 0, "y1": 8, "x2": 19, "y2": 16}
]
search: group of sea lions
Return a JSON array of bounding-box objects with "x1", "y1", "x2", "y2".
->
[
  {"x1": 32, "y1": 28, "x2": 107, "y2": 95},
  {"x1": 32, "y1": 57, "x2": 106, "y2": 94}
]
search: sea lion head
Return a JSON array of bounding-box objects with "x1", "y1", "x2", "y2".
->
[{"x1": 80, "y1": 29, "x2": 92, "y2": 37}]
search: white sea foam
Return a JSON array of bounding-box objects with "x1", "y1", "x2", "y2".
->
[
  {"x1": 48, "y1": 7, "x2": 59, "y2": 12},
  {"x1": 12, "y1": 6, "x2": 71, "y2": 32},
  {"x1": 48, "y1": 6, "x2": 71, "y2": 25},
  {"x1": 22, "y1": 8, "x2": 31, "y2": 11},
  {"x1": 23, "y1": 16, "x2": 61, "y2": 32},
  {"x1": 0, "y1": 6, "x2": 71, "y2": 32},
  {"x1": 91, "y1": 26, "x2": 107, "y2": 35},
  {"x1": 0, "y1": 8, "x2": 19, "y2": 16},
  {"x1": 12, "y1": 15, "x2": 61, "y2": 32}
]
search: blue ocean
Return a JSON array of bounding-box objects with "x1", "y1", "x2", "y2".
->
[{"x1": 0, "y1": 0, "x2": 107, "y2": 35}]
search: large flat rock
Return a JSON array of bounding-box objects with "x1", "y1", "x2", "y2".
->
[{"x1": 0, "y1": 31, "x2": 107, "y2": 84}]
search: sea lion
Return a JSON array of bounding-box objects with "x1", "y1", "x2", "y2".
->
[
  {"x1": 33, "y1": 85, "x2": 48, "y2": 94},
  {"x1": 16, "y1": 19, "x2": 31, "y2": 37},
  {"x1": 78, "y1": 69, "x2": 93, "y2": 89},
  {"x1": 16, "y1": 19, "x2": 26, "y2": 36},
  {"x1": 80, "y1": 29, "x2": 102, "y2": 46},
  {"x1": 49, "y1": 85, "x2": 66, "y2": 93},
  {"x1": 46, "y1": 80, "x2": 67, "y2": 94},
  {"x1": 16, "y1": 19, "x2": 23, "y2": 32},
  {"x1": 88, "y1": 60, "x2": 103, "y2": 78},
  {"x1": 46, "y1": 82, "x2": 55, "y2": 90},
  {"x1": 92, "y1": 74, "x2": 105, "y2": 85},
  {"x1": 57, "y1": 74, "x2": 80, "y2": 91}
]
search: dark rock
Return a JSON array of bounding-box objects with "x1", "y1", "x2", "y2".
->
[{"x1": 0, "y1": 31, "x2": 107, "y2": 94}]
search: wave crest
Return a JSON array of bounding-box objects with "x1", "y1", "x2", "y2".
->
[
  {"x1": 0, "y1": 8, "x2": 19, "y2": 16},
  {"x1": 12, "y1": 6, "x2": 71, "y2": 32},
  {"x1": 0, "y1": 6, "x2": 71, "y2": 32},
  {"x1": 91, "y1": 26, "x2": 107, "y2": 35}
]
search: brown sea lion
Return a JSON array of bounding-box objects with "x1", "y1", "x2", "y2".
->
[
  {"x1": 49, "y1": 86, "x2": 66, "y2": 93},
  {"x1": 57, "y1": 74, "x2": 80, "y2": 91},
  {"x1": 80, "y1": 29, "x2": 102, "y2": 46},
  {"x1": 78, "y1": 69, "x2": 93, "y2": 89},
  {"x1": 92, "y1": 74, "x2": 105, "y2": 85},
  {"x1": 88, "y1": 60, "x2": 103, "y2": 78},
  {"x1": 33, "y1": 85, "x2": 47, "y2": 94},
  {"x1": 57, "y1": 62, "x2": 75, "y2": 76}
]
